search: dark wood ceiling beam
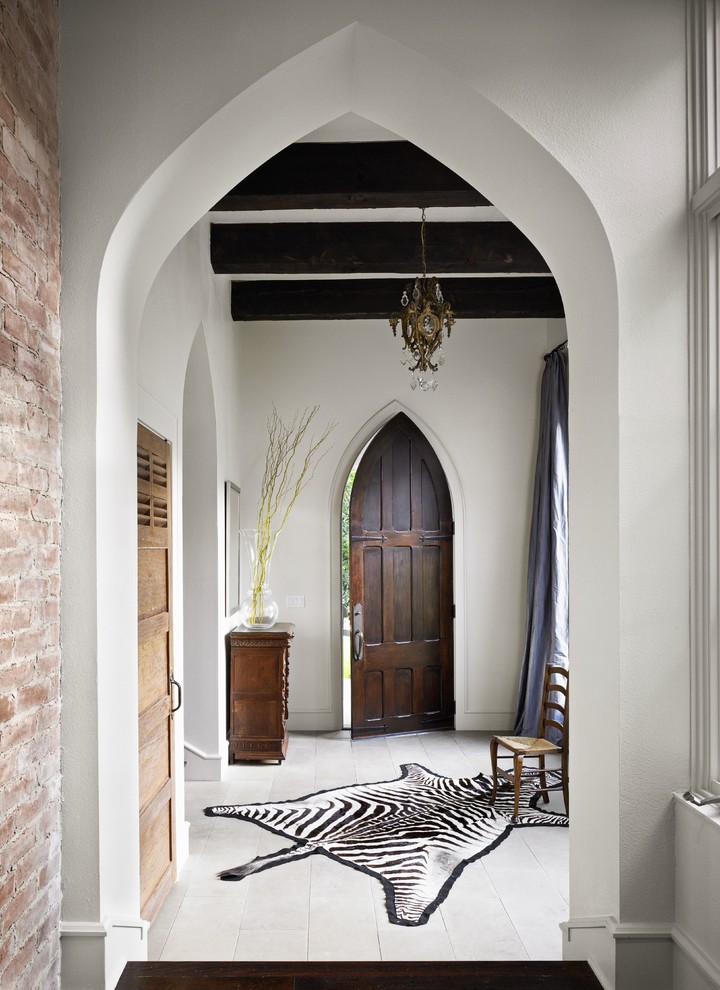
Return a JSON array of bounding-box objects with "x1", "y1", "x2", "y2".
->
[
  {"x1": 230, "y1": 277, "x2": 564, "y2": 321},
  {"x1": 211, "y1": 141, "x2": 490, "y2": 211},
  {"x1": 211, "y1": 222, "x2": 550, "y2": 275}
]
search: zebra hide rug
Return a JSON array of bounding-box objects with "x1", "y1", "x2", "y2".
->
[{"x1": 204, "y1": 763, "x2": 567, "y2": 927}]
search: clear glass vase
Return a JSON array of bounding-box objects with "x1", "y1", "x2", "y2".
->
[{"x1": 238, "y1": 528, "x2": 279, "y2": 630}]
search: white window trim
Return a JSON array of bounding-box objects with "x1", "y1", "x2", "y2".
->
[{"x1": 689, "y1": 0, "x2": 720, "y2": 795}]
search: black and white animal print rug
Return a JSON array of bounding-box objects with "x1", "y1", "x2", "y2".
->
[{"x1": 204, "y1": 763, "x2": 567, "y2": 927}]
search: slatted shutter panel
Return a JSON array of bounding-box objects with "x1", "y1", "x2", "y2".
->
[{"x1": 137, "y1": 444, "x2": 170, "y2": 536}]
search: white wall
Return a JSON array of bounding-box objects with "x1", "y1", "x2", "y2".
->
[
  {"x1": 141, "y1": 215, "x2": 551, "y2": 740},
  {"x1": 237, "y1": 314, "x2": 548, "y2": 731},
  {"x1": 138, "y1": 224, "x2": 244, "y2": 783},
  {"x1": 58, "y1": 4, "x2": 688, "y2": 987},
  {"x1": 182, "y1": 328, "x2": 222, "y2": 778}
]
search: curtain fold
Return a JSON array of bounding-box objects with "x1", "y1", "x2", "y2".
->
[{"x1": 513, "y1": 345, "x2": 569, "y2": 737}]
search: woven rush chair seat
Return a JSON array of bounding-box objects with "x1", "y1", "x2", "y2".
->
[
  {"x1": 491, "y1": 736, "x2": 560, "y2": 755},
  {"x1": 490, "y1": 664, "x2": 569, "y2": 822}
]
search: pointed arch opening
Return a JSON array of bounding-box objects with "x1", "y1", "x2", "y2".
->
[
  {"x1": 331, "y1": 402, "x2": 466, "y2": 736},
  {"x1": 81, "y1": 21, "x2": 621, "y2": 970},
  {"x1": 348, "y1": 412, "x2": 455, "y2": 738}
]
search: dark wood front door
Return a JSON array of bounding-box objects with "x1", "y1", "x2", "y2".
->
[
  {"x1": 350, "y1": 413, "x2": 454, "y2": 738},
  {"x1": 137, "y1": 423, "x2": 176, "y2": 920}
]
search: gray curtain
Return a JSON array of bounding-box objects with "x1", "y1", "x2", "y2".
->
[{"x1": 513, "y1": 344, "x2": 569, "y2": 737}]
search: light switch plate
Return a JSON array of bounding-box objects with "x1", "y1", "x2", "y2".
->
[{"x1": 286, "y1": 595, "x2": 305, "y2": 608}]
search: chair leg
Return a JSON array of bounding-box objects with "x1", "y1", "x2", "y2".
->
[
  {"x1": 513, "y1": 754, "x2": 524, "y2": 822},
  {"x1": 489, "y1": 737, "x2": 499, "y2": 804},
  {"x1": 539, "y1": 755, "x2": 548, "y2": 803}
]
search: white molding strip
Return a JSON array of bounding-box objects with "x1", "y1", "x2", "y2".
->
[
  {"x1": 289, "y1": 707, "x2": 334, "y2": 715},
  {"x1": 462, "y1": 708, "x2": 515, "y2": 717},
  {"x1": 688, "y1": 0, "x2": 720, "y2": 797},
  {"x1": 107, "y1": 916, "x2": 150, "y2": 940},
  {"x1": 587, "y1": 962, "x2": 614, "y2": 990},
  {"x1": 184, "y1": 740, "x2": 222, "y2": 762},
  {"x1": 563, "y1": 916, "x2": 680, "y2": 990},
  {"x1": 613, "y1": 921, "x2": 674, "y2": 941},
  {"x1": 561, "y1": 915, "x2": 615, "y2": 942},
  {"x1": 59, "y1": 920, "x2": 108, "y2": 939},
  {"x1": 59, "y1": 915, "x2": 149, "y2": 939},
  {"x1": 692, "y1": 169, "x2": 720, "y2": 218},
  {"x1": 561, "y1": 917, "x2": 615, "y2": 990},
  {"x1": 674, "y1": 789, "x2": 720, "y2": 827},
  {"x1": 674, "y1": 924, "x2": 720, "y2": 989}
]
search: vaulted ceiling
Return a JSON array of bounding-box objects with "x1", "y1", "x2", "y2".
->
[{"x1": 209, "y1": 138, "x2": 563, "y2": 322}]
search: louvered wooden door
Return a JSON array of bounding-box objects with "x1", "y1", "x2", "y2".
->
[
  {"x1": 137, "y1": 424, "x2": 176, "y2": 921},
  {"x1": 349, "y1": 414, "x2": 454, "y2": 738}
]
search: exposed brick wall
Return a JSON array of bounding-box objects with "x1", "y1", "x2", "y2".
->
[{"x1": 0, "y1": 1, "x2": 62, "y2": 987}]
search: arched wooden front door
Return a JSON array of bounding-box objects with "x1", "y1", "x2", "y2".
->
[{"x1": 349, "y1": 414, "x2": 454, "y2": 738}]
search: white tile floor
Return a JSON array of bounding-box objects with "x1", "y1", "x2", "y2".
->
[{"x1": 149, "y1": 730, "x2": 568, "y2": 962}]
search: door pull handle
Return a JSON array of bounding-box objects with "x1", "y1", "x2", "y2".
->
[
  {"x1": 170, "y1": 673, "x2": 182, "y2": 713},
  {"x1": 353, "y1": 629, "x2": 364, "y2": 662},
  {"x1": 352, "y1": 603, "x2": 364, "y2": 661}
]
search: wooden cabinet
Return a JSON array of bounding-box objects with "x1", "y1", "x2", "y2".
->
[{"x1": 228, "y1": 623, "x2": 294, "y2": 763}]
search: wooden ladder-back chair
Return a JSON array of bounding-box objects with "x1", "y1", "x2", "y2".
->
[{"x1": 489, "y1": 664, "x2": 569, "y2": 822}]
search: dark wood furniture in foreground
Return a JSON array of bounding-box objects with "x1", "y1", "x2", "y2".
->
[
  {"x1": 228, "y1": 623, "x2": 294, "y2": 764},
  {"x1": 117, "y1": 960, "x2": 603, "y2": 990}
]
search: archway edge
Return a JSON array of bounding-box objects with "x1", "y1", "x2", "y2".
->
[
  {"x1": 99, "y1": 22, "x2": 618, "y2": 332},
  {"x1": 95, "y1": 18, "x2": 620, "y2": 949}
]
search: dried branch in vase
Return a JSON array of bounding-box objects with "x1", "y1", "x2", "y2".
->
[{"x1": 242, "y1": 405, "x2": 335, "y2": 627}]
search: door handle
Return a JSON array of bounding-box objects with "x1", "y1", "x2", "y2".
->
[
  {"x1": 352, "y1": 603, "x2": 364, "y2": 661},
  {"x1": 353, "y1": 629, "x2": 364, "y2": 661},
  {"x1": 170, "y1": 673, "x2": 182, "y2": 713}
]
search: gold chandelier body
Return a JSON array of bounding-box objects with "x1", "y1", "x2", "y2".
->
[{"x1": 389, "y1": 210, "x2": 455, "y2": 391}]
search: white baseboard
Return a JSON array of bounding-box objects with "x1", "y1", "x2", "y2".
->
[
  {"x1": 673, "y1": 925, "x2": 720, "y2": 990},
  {"x1": 454, "y1": 711, "x2": 515, "y2": 732},
  {"x1": 60, "y1": 921, "x2": 107, "y2": 990},
  {"x1": 176, "y1": 817, "x2": 190, "y2": 874},
  {"x1": 60, "y1": 916, "x2": 148, "y2": 989},
  {"x1": 184, "y1": 741, "x2": 223, "y2": 780},
  {"x1": 562, "y1": 916, "x2": 616, "y2": 989},
  {"x1": 60, "y1": 920, "x2": 109, "y2": 937},
  {"x1": 563, "y1": 915, "x2": 686, "y2": 990},
  {"x1": 587, "y1": 962, "x2": 614, "y2": 990},
  {"x1": 614, "y1": 921, "x2": 673, "y2": 990},
  {"x1": 287, "y1": 711, "x2": 340, "y2": 732}
]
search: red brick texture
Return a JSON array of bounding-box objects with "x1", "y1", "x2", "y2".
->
[{"x1": 0, "y1": 1, "x2": 62, "y2": 987}]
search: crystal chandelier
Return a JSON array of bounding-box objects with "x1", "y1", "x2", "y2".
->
[{"x1": 389, "y1": 208, "x2": 455, "y2": 391}]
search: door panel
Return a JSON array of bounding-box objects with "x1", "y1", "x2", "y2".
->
[
  {"x1": 350, "y1": 413, "x2": 454, "y2": 738},
  {"x1": 138, "y1": 614, "x2": 170, "y2": 713},
  {"x1": 138, "y1": 549, "x2": 169, "y2": 614},
  {"x1": 139, "y1": 785, "x2": 173, "y2": 912},
  {"x1": 137, "y1": 423, "x2": 176, "y2": 921}
]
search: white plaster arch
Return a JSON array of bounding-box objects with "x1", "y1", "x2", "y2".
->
[
  {"x1": 328, "y1": 400, "x2": 469, "y2": 728},
  {"x1": 92, "y1": 19, "x2": 619, "y2": 959}
]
